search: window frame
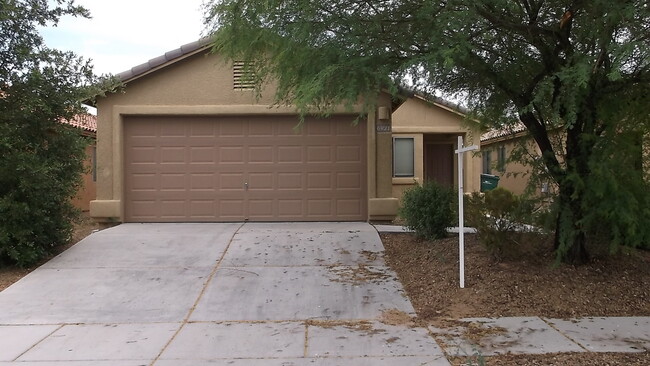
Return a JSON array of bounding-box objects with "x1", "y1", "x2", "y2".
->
[
  {"x1": 482, "y1": 150, "x2": 492, "y2": 175},
  {"x1": 497, "y1": 145, "x2": 507, "y2": 172},
  {"x1": 392, "y1": 137, "x2": 415, "y2": 178}
]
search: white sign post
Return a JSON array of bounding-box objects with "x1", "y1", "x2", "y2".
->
[{"x1": 455, "y1": 136, "x2": 478, "y2": 288}]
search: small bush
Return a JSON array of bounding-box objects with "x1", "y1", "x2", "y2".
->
[
  {"x1": 466, "y1": 188, "x2": 539, "y2": 259},
  {"x1": 399, "y1": 181, "x2": 454, "y2": 240}
]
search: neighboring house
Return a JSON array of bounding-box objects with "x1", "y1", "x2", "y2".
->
[
  {"x1": 89, "y1": 39, "x2": 479, "y2": 223},
  {"x1": 61, "y1": 113, "x2": 97, "y2": 212},
  {"x1": 481, "y1": 125, "x2": 555, "y2": 195},
  {"x1": 391, "y1": 94, "x2": 481, "y2": 200}
]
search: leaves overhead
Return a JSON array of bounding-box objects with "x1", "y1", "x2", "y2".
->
[{"x1": 206, "y1": 1, "x2": 650, "y2": 262}]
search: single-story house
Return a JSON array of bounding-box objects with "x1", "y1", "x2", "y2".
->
[
  {"x1": 62, "y1": 113, "x2": 97, "y2": 212},
  {"x1": 481, "y1": 125, "x2": 556, "y2": 195},
  {"x1": 89, "y1": 40, "x2": 480, "y2": 223}
]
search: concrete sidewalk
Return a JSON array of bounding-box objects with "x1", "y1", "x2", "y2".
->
[{"x1": 0, "y1": 223, "x2": 647, "y2": 365}]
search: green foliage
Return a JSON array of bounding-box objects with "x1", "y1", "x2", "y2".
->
[
  {"x1": 581, "y1": 130, "x2": 650, "y2": 253},
  {"x1": 466, "y1": 188, "x2": 539, "y2": 259},
  {"x1": 399, "y1": 182, "x2": 454, "y2": 240},
  {"x1": 0, "y1": 0, "x2": 99, "y2": 267},
  {"x1": 205, "y1": 0, "x2": 650, "y2": 263}
]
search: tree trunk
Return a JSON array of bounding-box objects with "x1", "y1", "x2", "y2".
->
[
  {"x1": 553, "y1": 124, "x2": 591, "y2": 265},
  {"x1": 553, "y1": 186, "x2": 590, "y2": 265}
]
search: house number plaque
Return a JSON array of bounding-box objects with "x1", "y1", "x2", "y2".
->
[{"x1": 375, "y1": 124, "x2": 392, "y2": 133}]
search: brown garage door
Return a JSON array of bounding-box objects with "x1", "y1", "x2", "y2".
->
[{"x1": 123, "y1": 115, "x2": 367, "y2": 222}]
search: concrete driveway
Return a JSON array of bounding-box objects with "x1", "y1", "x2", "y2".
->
[{"x1": 0, "y1": 223, "x2": 449, "y2": 365}]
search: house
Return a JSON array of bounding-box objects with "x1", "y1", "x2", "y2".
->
[
  {"x1": 62, "y1": 113, "x2": 97, "y2": 212},
  {"x1": 89, "y1": 40, "x2": 479, "y2": 223},
  {"x1": 391, "y1": 94, "x2": 481, "y2": 199},
  {"x1": 480, "y1": 125, "x2": 556, "y2": 195}
]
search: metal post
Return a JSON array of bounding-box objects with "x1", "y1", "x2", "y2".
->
[
  {"x1": 457, "y1": 136, "x2": 465, "y2": 289},
  {"x1": 455, "y1": 135, "x2": 478, "y2": 289}
]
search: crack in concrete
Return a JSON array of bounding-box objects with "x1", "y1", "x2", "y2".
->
[{"x1": 148, "y1": 222, "x2": 246, "y2": 366}]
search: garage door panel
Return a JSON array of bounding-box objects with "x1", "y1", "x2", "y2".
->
[
  {"x1": 307, "y1": 173, "x2": 332, "y2": 190},
  {"x1": 219, "y1": 122, "x2": 246, "y2": 136},
  {"x1": 219, "y1": 173, "x2": 245, "y2": 190},
  {"x1": 336, "y1": 146, "x2": 362, "y2": 162},
  {"x1": 190, "y1": 173, "x2": 216, "y2": 191},
  {"x1": 219, "y1": 146, "x2": 244, "y2": 163},
  {"x1": 306, "y1": 146, "x2": 332, "y2": 162},
  {"x1": 189, "y1": 147, "x2": 214, "y2": 163},
  {"x1": 278, "y1": 199, "x2": 304, "y2": 217},
  {"x1": 277, "y1": 173, "x2": 302, "y2": 190},
  {"x1": 277, "y1": 146, "x2": 303, "y2": 162},
  {"x1": 219, "y1": 200, "x2": 245, "y2": 220},
  {"x1": 159, "y1": 124, "x2": 186, "y2": 137},
  {"x1": 337, "y1": 199, "x2": 363, "y2": 216},
  {"x1": 124, "y1": 115, "x2": 366, "y2": 222},
  {"x1": 249, "y1": 146, "x2": 274, "y2": 163},
  {"x1": 306, "y1": 200, "x2": 333, "y2": 216},
  {"x1": 248, "y1": 200, "x2": 274, "y2": 219}
]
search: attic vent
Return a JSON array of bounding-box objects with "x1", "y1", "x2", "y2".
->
[{"x1": 233, "y1": 61, "x2": 256, "y2": 90}]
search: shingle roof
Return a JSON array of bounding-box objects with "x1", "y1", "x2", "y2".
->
[
  {"x1": 62, "y1": 113, "x2": 97, "y2": 133},
  {"x1": 116, "y1": 38, "x2": 213, "y2": 83}
]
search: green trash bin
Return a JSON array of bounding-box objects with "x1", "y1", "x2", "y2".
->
[{"x1": 480, "y1": 174, "x2": 500, "y2": 192}]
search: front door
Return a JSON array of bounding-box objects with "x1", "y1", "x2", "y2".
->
[{"x1": 424, "y1": 143, "x2": 454, "y2": 187}]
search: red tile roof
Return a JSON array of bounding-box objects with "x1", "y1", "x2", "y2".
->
[
  {"x1": 481, "y1": 123, "x2": 527, "y2": 142},
  {"x1": 62, "y1": 113, "x2": 97, "y2": 133}
]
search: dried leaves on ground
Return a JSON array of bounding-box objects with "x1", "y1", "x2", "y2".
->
[
  {"x1": 451, "y1": 352, "x2": 650, "y2": 366},
  {"x1": 381, "y1": 233, "x2": 650, "y2": 320}
]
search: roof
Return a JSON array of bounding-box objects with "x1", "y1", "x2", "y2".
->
[
  {"x1": 116, "y1": 38, "x2": 213, "y2": 83},
  {"x1": 480, "y1": 123, "x2": 527, "y2": 142},
  {"x1": 62, "y1": 113, "x2": 97, "y2": 133},
  {"x1": 394, "y1": 86, "x2": 469, "y2": 116}
]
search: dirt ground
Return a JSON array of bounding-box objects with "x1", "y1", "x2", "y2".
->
[
  {"x1": 0, "y1": 214, "x2": 101, "y2": 291},
  {"x1": 381, "y1": 232, "x2": 650, "y2": 365}
]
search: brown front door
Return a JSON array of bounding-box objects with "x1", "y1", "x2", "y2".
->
[{"x1": 424, "y1": 143, "x2": 454, "y2": 187}]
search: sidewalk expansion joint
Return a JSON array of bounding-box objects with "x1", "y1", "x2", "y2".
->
[
  {"x1": 12, "y1": 324, "x2": 64, "y2": 362},
  {"x1": 149, "y1": 222, "x2": 247, "y2": 366},
  {"x1": 541, "y1": 317, "x2": 590, "y2": 352}
]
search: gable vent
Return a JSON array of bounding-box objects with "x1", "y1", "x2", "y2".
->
[{"x1": 233, "y1": 61, "x2": 256, "y2": 90}]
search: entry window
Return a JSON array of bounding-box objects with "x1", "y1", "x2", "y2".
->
[
  {"x1": 482, "y1": 150, "x2": 491, "y2": 174},
  {"x1": 393, "y1": 137, "x2": 414, "y2": 177}
]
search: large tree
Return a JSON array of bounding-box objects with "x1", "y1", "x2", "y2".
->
[
  {"x1": 0, "y1": 0, "x2": 111, "y2": 266},
  {"x1": 205, "y1": 0, "x2": 650, "y2": 264}
]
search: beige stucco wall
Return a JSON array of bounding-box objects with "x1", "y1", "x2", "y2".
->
[
  {"x1": 389, "y1": 97, "x2": 482, "y2": 202},
  {"x1": 481, "y1": 134, "x2": 558, "y2": 196},
  {"x1": 90, "y1": 49, "x2": 396, "y2": 222}
]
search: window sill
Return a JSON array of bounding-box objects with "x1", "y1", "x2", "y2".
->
[{"x1": 392, "y1": 177, "x2": 421, "y2": 185}]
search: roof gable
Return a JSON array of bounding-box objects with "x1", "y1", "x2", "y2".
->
[{"x1": 117, "y1": 38, "x2": 212, "y2": 84}]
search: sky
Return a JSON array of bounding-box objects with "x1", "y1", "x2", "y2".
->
[{"x1": 41, "y1": 0, "x2": 207, "y2": 76}]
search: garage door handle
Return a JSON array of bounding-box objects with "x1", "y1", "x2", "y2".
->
[{"x1": 244, "y1": 182, "x2": 248, "y2": 191}]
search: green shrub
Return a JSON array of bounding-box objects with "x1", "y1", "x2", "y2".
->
[
  {"x1": 0, "y1": 122, "x2": 87, "y2": 267},
  {"x1": 466, "y1": 188, "x2": 539, "y2": 259},
  {"x1": 399, "y1": 181, "x2": 454, "y2": 240}
]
